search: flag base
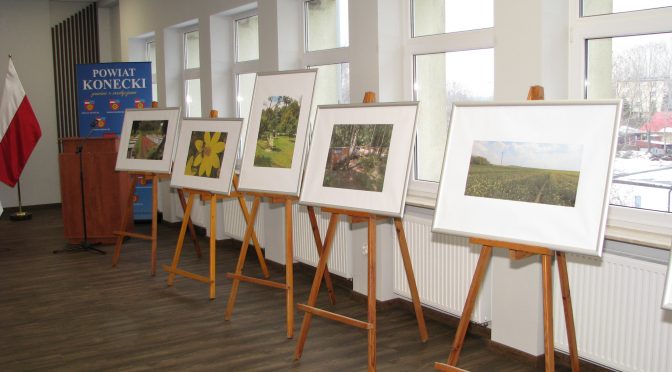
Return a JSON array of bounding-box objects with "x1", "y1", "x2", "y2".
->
[{"x1": 10, "y1": 211, "x2": 32, "y2": 221}]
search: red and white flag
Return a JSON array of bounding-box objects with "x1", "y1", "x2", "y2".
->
[{"x1": 0, "y1": 58, "x2": 42, "y2": 187}]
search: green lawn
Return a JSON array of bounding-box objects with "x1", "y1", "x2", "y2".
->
[{"x1": 254, "y1": 135, "x2": 295, "y2": 168}]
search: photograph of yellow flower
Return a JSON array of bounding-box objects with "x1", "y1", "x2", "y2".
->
[{"x1": 183, "y1": 131, "x2": 227, "y2": 179}]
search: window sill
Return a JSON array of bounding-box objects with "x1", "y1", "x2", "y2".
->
[{"x1": 406, "y1": 189, "x2": 672, "y2": 251}]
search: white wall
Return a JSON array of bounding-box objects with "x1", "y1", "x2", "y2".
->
[{"x1": 0, "y1": 0, "x2": 60, "y2": 208}]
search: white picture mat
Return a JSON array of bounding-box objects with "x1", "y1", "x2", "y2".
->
[
  {"x1": 115, "y1": 107, "x2": 180, "y2": 173},
  {"x1": 664, "y1": 250, "x2": 672, "y2": 310},
  {"x1": 433, "y1": 101, "x2": 621, "y2": 256},
  {"x1": 237, "y1": 70, "x2": 317, "y2": 196},
  {"x1": 300, "y1": 104, "x2": 418, "y2": 217},
  {"x1": 170, "y1": 118, "x2": 241, "y2": 195}
]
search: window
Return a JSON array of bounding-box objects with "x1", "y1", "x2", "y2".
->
[
  {"x1": 145, "y1": 40, "x2": 158, "y2": 102},
  {"x1": 183, "y1": 30, "x2": 201, "y2": 117},
  {"x1": 406, "y1": 1, "x2": 494, "y2": 191},
  {"x1": 413, "y1": 49, "x2": 494, "y2": 182},
  {"x1": 304, "y1": 0, "x2": 349, "y2": 51},
  {"x1": 236, "y1": 72, "x2": 257, "y2": 148},
  {"x1": 570, "y1": 3, "x2": 672, "y2": 243},
  {"x1": 585, "y1": 33, "x2": 672, "y2": 213},
  {"x1": 582, "y1": 0, "x2": 672, "y2": 17},
  {"x1": 308, "y1": 63, "x2": 350, "y2": 125},
  {"x1": 235, "y1": 15, "x2": 259, "y2": 62},
  {"x1": 412, "y1": 0, "x2": 493, "y2": 37}
]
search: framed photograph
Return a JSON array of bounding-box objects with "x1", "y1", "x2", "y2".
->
[
  {"x1": 432, "y1": 101, "x2": 622, "y2": 256},
  {"x1": 115, "y1": 107, "x2": 181, "y2": 173},
  {"x1": 237, "y1": 69, "x2": 317, "y2": 196},
  {"x1": 170, "y1": 118, "x2": 242, "y2": 195},
  {"x1": 664, "y1": 250, "x2": 672, "y2": 311},
  {"x1": 300, "y1": 102, "x2": 419, "y2": 217}
]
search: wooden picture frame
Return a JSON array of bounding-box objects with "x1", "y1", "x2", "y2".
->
[
  {"x1": 115, "y1": 107, "x2": 181, "y2": 173},
  {"x1": 170, "y1": 118, "x2": 242, "y2": 195},
  {"x1": 300, "y1": 102, "x2": 419, "y2": 217}
]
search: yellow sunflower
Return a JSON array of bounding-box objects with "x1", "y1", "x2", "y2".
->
[
  {"x1": 193, "y1": 131, "x2": 225, "y2": 177},
  {"x1": 184, "y1": 155, "x2": 196, "y2": 176}
]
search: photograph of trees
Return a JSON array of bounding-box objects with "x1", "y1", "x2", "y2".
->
[
  {"x1": 254, "y1": 95, "x2": 302, "y2": 168},
  {"x1": 183, "y1": 131, "x2": 227, "y2": 179},
  {"x1": 322, "y1": 124, "x2": 393, "y2": 192},
  {"x1": 126, "y1": 120, "x2": 168, "y2": 160},
  {"x1": 464, "y1": 140, "x2": 583, "y2": 207}
]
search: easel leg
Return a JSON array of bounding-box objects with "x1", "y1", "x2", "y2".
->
[
  {"x1": 236, "y1": 194, "x2": 270, "y2": 278},
  {"x1": 446, "y1": 245, "x2": 493, "y2": 366},
  {"x1": 394, "y1": 218, "x2": 429, "y2": 342},
  {"x1": 294, "y1": 213, "x2": 340, "y2": 360},
  {"x1": 556, "y1": 252, "x2": 579, "y2": 371},
  {"x1": 367, "y1": 216, "x2": 377, "y2": 372},
  {"x1": 112, "y1": 176, "x2": 137, "y2": 267},
  {"x1": 542, "y1": 254, "x2": 555, "y2": 372},
  {"x1": 178, "y1": 188, "x2": 202, "y2": 258},
  {"x1": 150, "y1": 175, "x2": 159, "y2": 276},
  {"x1": 225, "y1": 197, "x2": 261, "y2": 320},
  {"x1": 307, "y1": 206, "x2": 336, "y2": 305},
  {"x1": 209, "y1": 195, "x2": 217, "y2": 300},
  {"x1": 166, "y1": 193, "x2": 195, "y2": 286},
  {"x1": 285, "y1": 199, "x2": 294, "y2": 339}
]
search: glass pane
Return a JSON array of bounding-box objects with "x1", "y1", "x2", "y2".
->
[
  {"x1": 152, "y1": 83, "x2": 158, "y2": 102},
  {"x1": 586, "y1": 33, "x2": 672, "y2": 212},
  {"x1": 305, "y1": 0, "x2": 349, "y2": 51},
  {"x1": 236, "y1": 72, "x2": 257, "y2": 150},
  {"x1": 413, "y1": 0, "x2": 493, "y2": 37},
  {"x1": 236, "y1": 15, "x2": 259, "y2": 62},
  {"x1": 146, "y1": 41, "x2": 156, "y2": 75},
  {"x1": 184, "y1": 30, "x2": 200, "y2": 69},
  {"x1": 309, "y1": 63, "x2": 350, "y2": 125},
  {"x1": 414, "y1": 49, "x2": 494, "y2": 182},
  {"x1": 582, "y1": 0, "x2": 672, "y2": 17},
  {"x1": 185, "y1": 79, "x2": 201, "y2": 117}
]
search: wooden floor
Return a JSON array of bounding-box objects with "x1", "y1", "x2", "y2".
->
[{"x1": 0, "y1": 205, "x2": 569, "y2": 371}]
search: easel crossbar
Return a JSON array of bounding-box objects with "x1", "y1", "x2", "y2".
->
[
  {"x1": 226, "y1": 273, "x2": 288, "y2": 290},
  {"x1": 434, "y1": 362, "x2": 469, "y2": 372},
  {"x1": 162, "y1": 265, "x2": 210, "y2": 283},
  {"x1": 113, "y1": 230, "x2": 152, "y2": 241},
  {"x1": 297, "y1": 303, "x2": 372, "y2": 330}
]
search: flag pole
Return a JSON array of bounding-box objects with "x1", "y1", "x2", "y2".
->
[{"x1": 10, "y1": 180, "x2": 32, "y2": 221}]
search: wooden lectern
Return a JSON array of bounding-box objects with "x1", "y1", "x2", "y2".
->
[{"x1": 59, "y1": 137, "x2": 131, "y2": 244}]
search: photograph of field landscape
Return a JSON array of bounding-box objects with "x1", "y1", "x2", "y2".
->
[
  {"x1": 126, "y1": 120, "x2": 168, "y2": 160},
  {"x1": 322, "y1": 124, "x2": 393, "y2": 192},
  {"x1": 464, "y1": 140, "x2": 583, "y2": 207},
  {"x1": 254, "y1": 95, "x2": 301, "y2": 168}
]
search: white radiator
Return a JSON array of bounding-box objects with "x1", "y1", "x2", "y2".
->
[
  {"x1": 392, "y1": 213, "x2": 492, "y2": 324},
  {"x1": 291, "y1": 204, "x2": 353, "y2": 279},
  {"x1": 219, "y1": 197, "x2": 266, "y2": 246},
  {"x1": 553, "y1": 252, "x2": 672, "y2": 372}
]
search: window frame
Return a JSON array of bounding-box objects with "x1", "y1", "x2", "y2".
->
[
  {"x1": 234, "y1": 13, "x2": 260, "y2": 64},
  {"x1": 182, "y1": 26, "x2": 201, "y2": 117},
  {"x1": 569, "y1": 3, "x2": 672, "y2": 248},
  {"x1": 145, "y1": 39, "x2": 158, "y2": 102},
  {"x1": 403, "y1": 3, "x2": 495, "y2": 205},
  {"x1": 303, "y1": 0, "x2": 350, "y2": 53}
]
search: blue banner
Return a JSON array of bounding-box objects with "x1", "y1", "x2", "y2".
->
[{"x1": 76, "y1": 62, "x2": 152, "y2": 137}]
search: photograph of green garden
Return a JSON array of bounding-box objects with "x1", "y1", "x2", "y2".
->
[
  {"x1": 126, "y1": 120, "x2": 168, "y2": 160},
  {"x1": 253, "y1": 95, "x2": 301, "y2": 168},
  {"x1": 464, "y1": 140, "x2": 583, "y2": 207},
  {"x1": 322, "y1": 124, "x2": 393, "y2": 192},
  {"x1": 183, "y1": 131, "x2": 227, "y2": 179}
]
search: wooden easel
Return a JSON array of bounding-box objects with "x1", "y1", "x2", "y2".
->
[
  {"x1": 434, "y1": 86, "x2": 580, "y2": 372},
  {"x1": 112, "y1": 102, "x2": 202, "y2": 275},
  {"x1": 294, "y1": 92, "x2": 428, "y2": 371},
  {"x1": 162, "y1": 110, "x2": 270, "y2": 299},
  {"x1": 224, "y1": 195, "x2": 338, "y2": 338},
  {"x1": 112, "y1": 172, "x2": 166, "y2": 275}
]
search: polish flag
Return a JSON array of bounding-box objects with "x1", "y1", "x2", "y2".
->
[{"x1": 0, "y1": 58, "x2": 42, "y2": 187}]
